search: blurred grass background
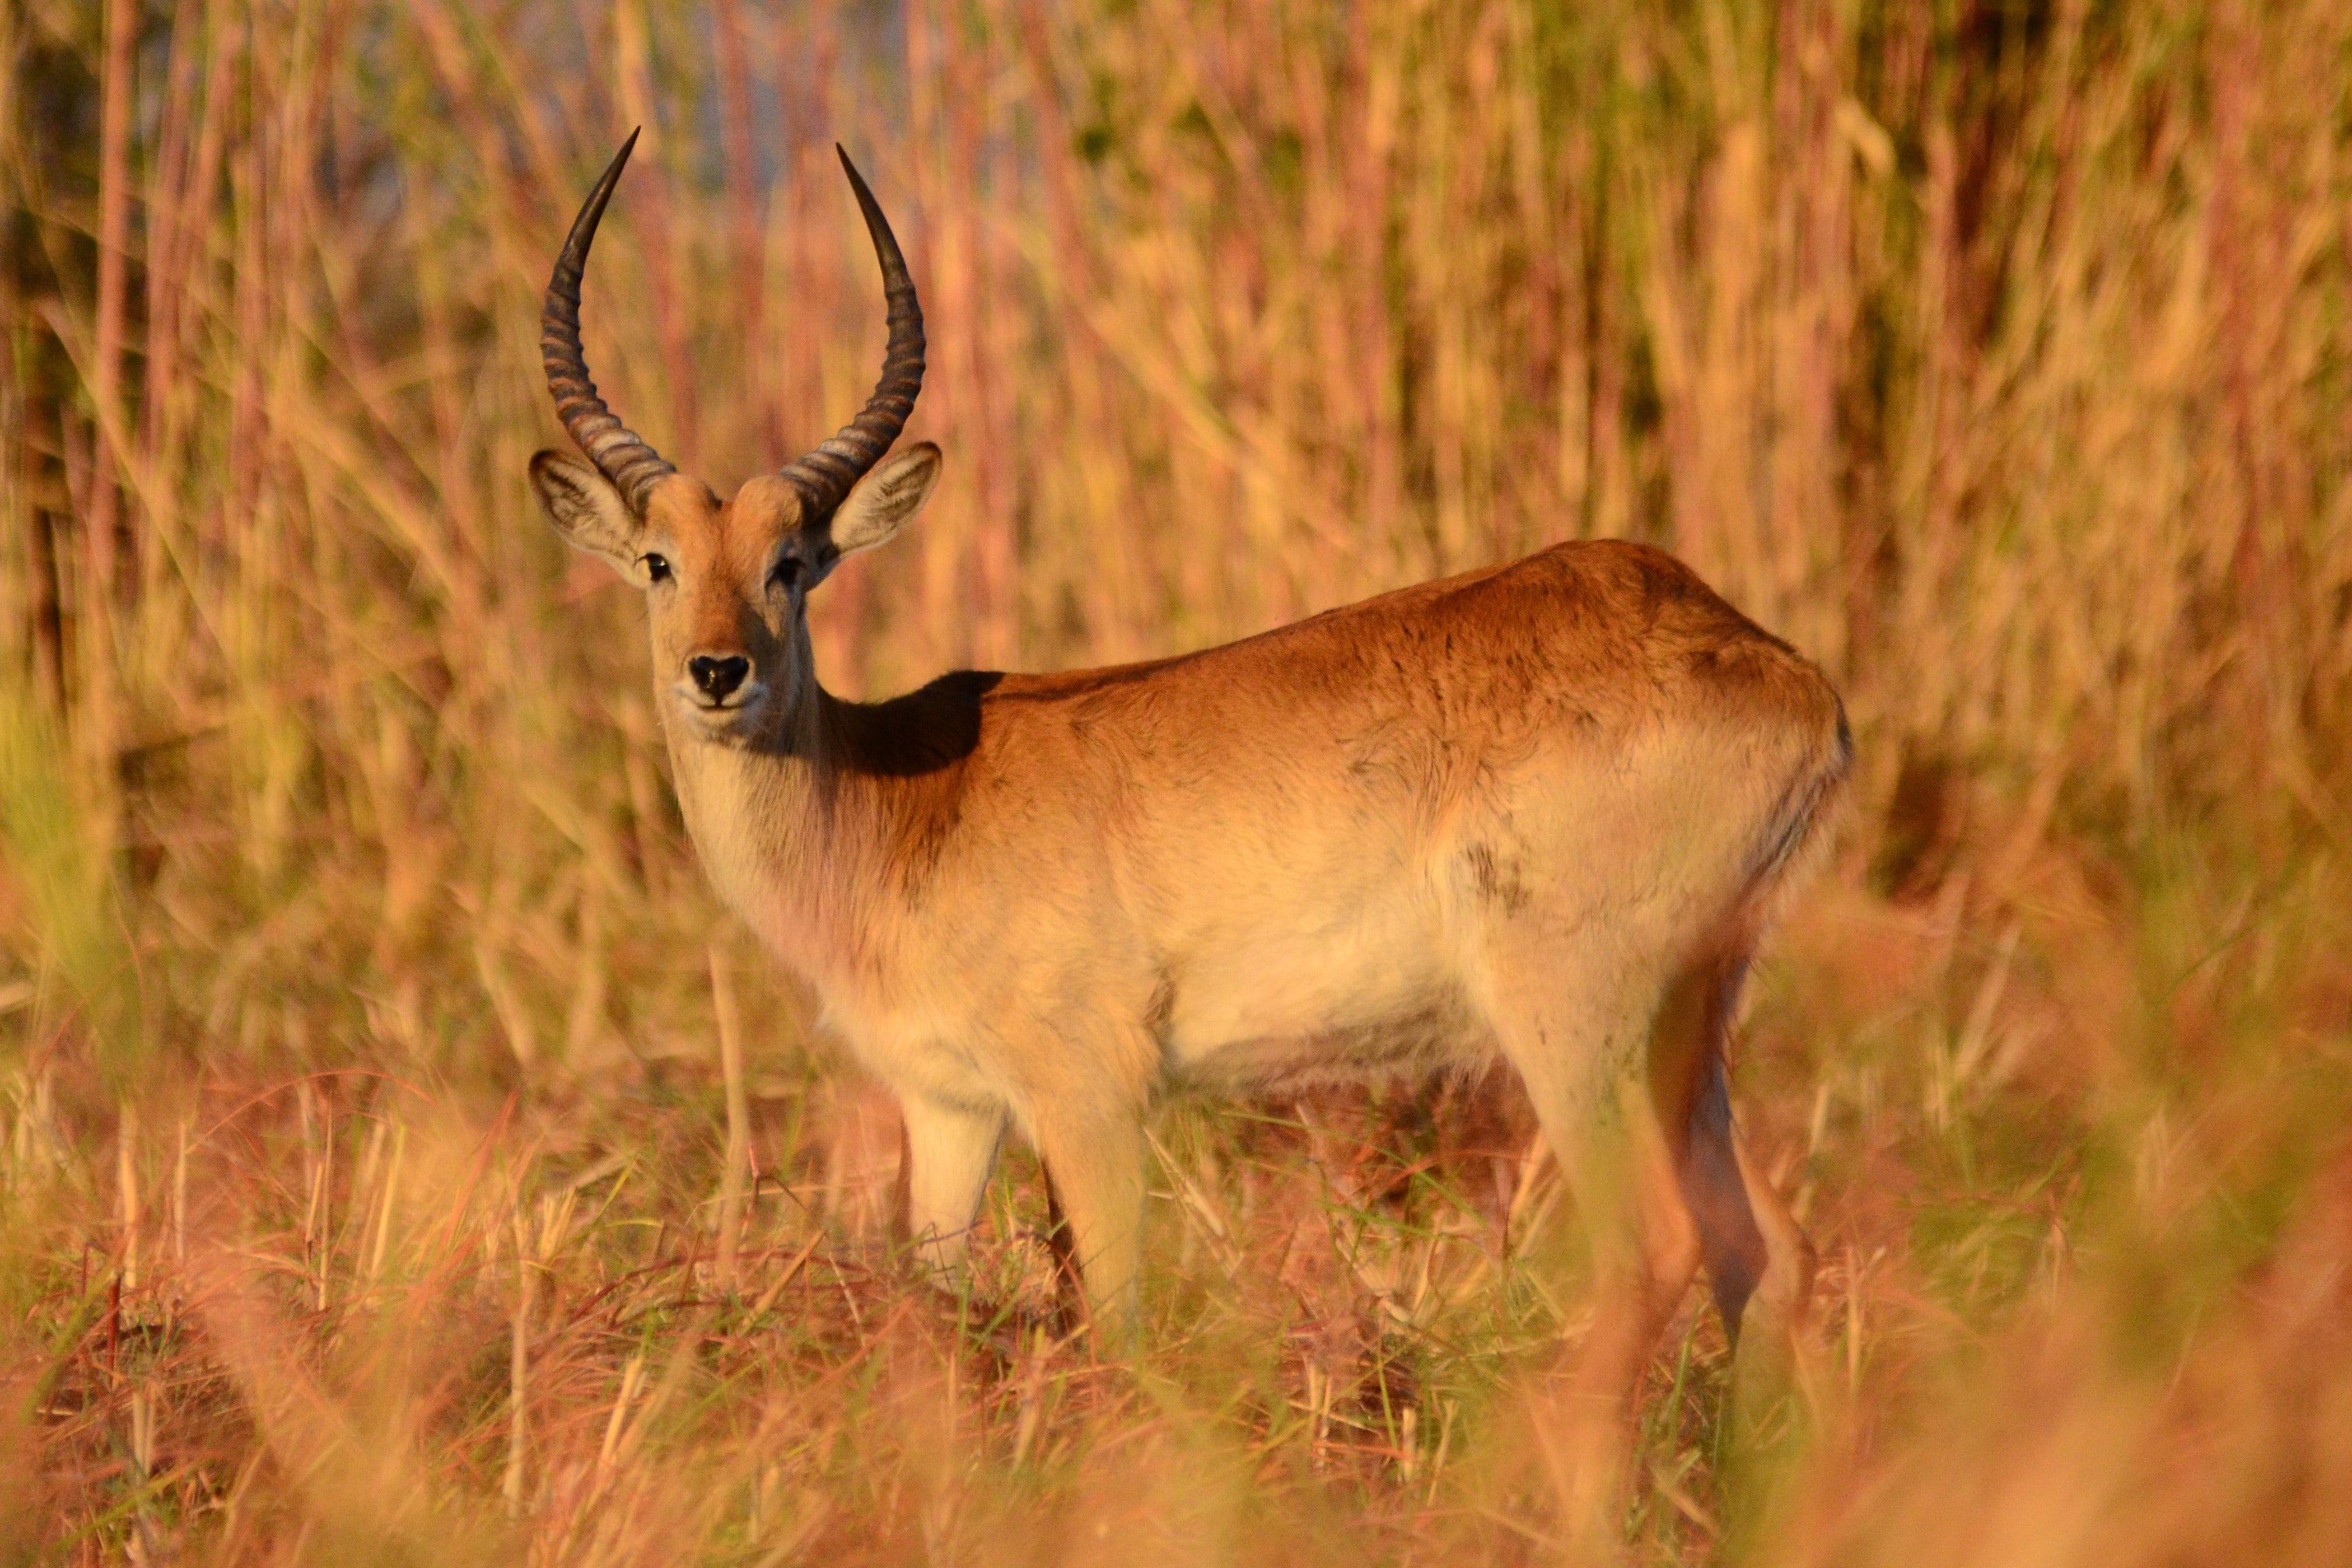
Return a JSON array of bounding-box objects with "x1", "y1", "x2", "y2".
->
[{"x1": 4, "y1": 0, "x2": 2352, "y2": 1561}]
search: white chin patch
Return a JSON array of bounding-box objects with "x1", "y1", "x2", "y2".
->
[{"x1": 673, "y1": 683, "x2": 767, "y2": 736}]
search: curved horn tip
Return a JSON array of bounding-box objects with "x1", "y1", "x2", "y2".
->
[
  {"x1": 555, "y1": 129, "x2": 646, "y2": 271},
  {"x1": 595, "y1": 127, "x2": 643, "y2": 199},
  {"x1": 834, "y1": 144, "x2": 882, "y2": 207}
]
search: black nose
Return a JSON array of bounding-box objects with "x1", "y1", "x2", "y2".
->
[{"x1": 688, "y1": 654, "x2": 750, "y2": 703}]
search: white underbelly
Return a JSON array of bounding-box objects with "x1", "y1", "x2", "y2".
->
[{"x1": 1163, "y1": 897, "x2": 1489, "y2": 1087}]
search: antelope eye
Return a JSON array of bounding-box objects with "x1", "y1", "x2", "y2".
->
[
  {"x1": 640, "y1": 553, "x2": 672, "y2": 584},
  {"x1": 769, "y1": 556, "x2": 804, "y2": 592}
]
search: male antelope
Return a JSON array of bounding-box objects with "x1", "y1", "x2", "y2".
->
[{"x1": 531, "y1": 134, "x2": 1847, "y2": 1434}]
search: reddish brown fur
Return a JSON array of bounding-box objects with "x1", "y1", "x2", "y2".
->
[
  {"x1": 550, "y1": 447, "x2": 1833, "y2": 1250},
  {"x1": 535, "y1": 388, "x2": 1845, "y2": 1535},
  {"x1": 811, "y1": 544, "x2": 1842, "y2": 950}
]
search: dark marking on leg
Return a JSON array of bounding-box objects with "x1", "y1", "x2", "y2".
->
[
  {"x1": 1680, "y1": 1049, "x2": 1767, "y2": 1340},
  {"x1": 1040, "y1": 1165, "x2": 1083, "y2": 1337}
]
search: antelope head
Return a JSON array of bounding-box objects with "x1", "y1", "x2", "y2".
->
[{"x1": 529, "y1": 131, "x2": 941, "y2": 745}]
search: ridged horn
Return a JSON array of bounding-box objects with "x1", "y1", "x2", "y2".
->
[
  {"x1": 774, "y1": 146, "x2": 926, "y2": 523},
  {"x1": 541, "y1": 129, "x2": 676, "y2": 517}
]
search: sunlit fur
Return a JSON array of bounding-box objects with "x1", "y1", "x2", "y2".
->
[{"x1": 534, "y1": 440, "x2": 1848, "y2": 1448}]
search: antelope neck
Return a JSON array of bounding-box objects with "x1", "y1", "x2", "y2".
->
[{"x1": 661, "y1": 669, "x2": 954, "y2": 992}]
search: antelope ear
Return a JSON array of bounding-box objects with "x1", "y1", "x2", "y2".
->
[
  {"x1": 825, "y1": 442, "x2": 941, "y2": 561},
  {"x1": 530, "y1": 450, "x2": 640, "y2": 572}
]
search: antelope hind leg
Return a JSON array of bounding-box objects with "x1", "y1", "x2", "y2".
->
[
  {"x1": 1725, "y1": 1125, "x2": 1815, "y2": 1433},
  {"x1": 1663, "y1": 955, "x2": 1816, "y2": 1435},
  {"x1": 1488, "y1": 961, "x2": 1704, "y2": 1553}
]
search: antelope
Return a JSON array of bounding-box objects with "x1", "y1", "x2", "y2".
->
[{"x1": 530, "y1": 133, "x2": 1847, "y2": 1448}]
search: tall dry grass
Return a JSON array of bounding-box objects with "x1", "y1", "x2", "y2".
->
[{"x1": 3, "y1": 0, "x2": 2351, "y2": 1562}]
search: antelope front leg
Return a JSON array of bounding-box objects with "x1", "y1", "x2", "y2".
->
[
  {"x1": 1030, "y1": 1104, "x2": 1147, "y2": 1339},
  {"x1": 901, "y1": 1093, "x2": 1005, "y2": 1278}
]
